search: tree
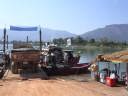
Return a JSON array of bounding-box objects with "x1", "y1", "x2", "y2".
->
[
  {"x1": 53, "y1": 38, "x2": 65, "y2": 45},
  {"x1": 100, "y1": 37, "x2": 109, "y2": 46},
  {"x1": 89, "y1": 38, "x2": 95, "y2": 43},
  {"x1": 74, "y1": 36, "x2": 84, "y2": 44}
]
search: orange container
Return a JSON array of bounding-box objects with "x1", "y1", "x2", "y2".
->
[{"x1": 106, "y1": 77, "x2": 116, "y2": 87}]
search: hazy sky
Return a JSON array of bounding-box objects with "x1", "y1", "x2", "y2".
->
[{"x1": 0, "y1": 0, "x2": 128, "y2": 34}]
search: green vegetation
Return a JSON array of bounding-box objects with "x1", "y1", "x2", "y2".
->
[
  {"x1": 4, "y1": 36, "x2": 127, "y2": 50},
  {"x1": 53, "y1": 36, "x2": 128, "y2": 49}
]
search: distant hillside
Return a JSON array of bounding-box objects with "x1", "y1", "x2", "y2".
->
[
  {"x1": 0, "y1": 28, "x2": 76, "y2": 41},
  {"x1": 42, "y1": 28, "x2": 76, "y2": 41},
  {"x1": 81, "y1": 24, "x2": 128, "y2": 42}
]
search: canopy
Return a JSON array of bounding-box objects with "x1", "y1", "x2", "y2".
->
[{"x1": 101, "y1": 50, "x2": 128, "y2": 63}]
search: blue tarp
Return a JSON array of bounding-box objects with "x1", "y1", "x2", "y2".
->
[{"x1": 10, "y1": 26, "x2": 38, "y2": 31}]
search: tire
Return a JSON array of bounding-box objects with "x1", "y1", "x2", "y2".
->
[{"x1": 11, "y1": 62, "x2": 18, "y2": 74}]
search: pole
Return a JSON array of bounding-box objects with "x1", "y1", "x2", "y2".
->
[
  {"x1": 3, "y1": 28, "x2": 6, "y2": 53},
  {"x1": 126, "y1": 63, "x2": 128, "y2": 89},
  {"x1": 7, "y1": 35, "x2": 8, "y2": 49},
  {"x1": 39, "y1": 28, "x2": 42, "y2": 52},
  {"x1": 26, "y1": 36, "x2": 29, "y2": 43}
]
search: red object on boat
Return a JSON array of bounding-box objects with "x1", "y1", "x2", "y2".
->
[{"x1": 106, "y1": 77, "x2": 116, "y2": 87}]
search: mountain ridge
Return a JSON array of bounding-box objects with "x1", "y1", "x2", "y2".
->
[
  {"x1": 80, "y1": 24, "x2": 128, "y2": 42},
  {"x1": 0, "y1": 28, "x2": 76, "y2": 41}
]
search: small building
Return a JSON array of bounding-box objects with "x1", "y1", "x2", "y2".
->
[{"x1": 96, "y1": 50, "x2": 128, "y2": 87}]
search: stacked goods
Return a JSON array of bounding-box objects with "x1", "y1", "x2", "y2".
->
[
  {"x1": 88, "y1": 63, "x2": 98, "y2": 72},
  {"x1": 96, "y1": 54, "x2": 104, "y2": 61},
  {"x1": 102, "y1": 50, "x2": 128, "y2": 63},
  {"x1": 13, "y1": 43, "x2": 33, "y2": 49}
]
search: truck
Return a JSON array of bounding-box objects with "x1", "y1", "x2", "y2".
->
[{"x1": 11, "y1": 43, "x2": 41, "y2": 74}]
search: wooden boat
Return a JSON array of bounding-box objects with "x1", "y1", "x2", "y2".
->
[
  {"x1": 43, "y1": 63, "x2": 90, "y2": 76},
  {"x1": 41, "y1": 47, "x2": 90, "y2": 75}
]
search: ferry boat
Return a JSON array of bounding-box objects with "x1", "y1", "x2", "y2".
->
[{"x1": 40, "y1": 46, "x2": 90, "y2": 75}]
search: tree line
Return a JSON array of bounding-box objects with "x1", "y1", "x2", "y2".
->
[
  {"x1": 0, "y1": 36, "x2": 127, "y2": 48},
  {"x1": 53, "y1": 36, "x2": 128, "y2": 48}
]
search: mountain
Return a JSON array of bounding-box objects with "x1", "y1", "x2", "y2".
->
[
  {"x1": 41, "y1": 28, "x2": 76, "y2": 41},
  {"x1": 0, "y1": 28, "x2": 76, "y2": 41},
  {"x1": 81, "y1": 24, "x2": 128, "y2": 42}
]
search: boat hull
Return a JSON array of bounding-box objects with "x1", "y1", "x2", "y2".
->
[{"x1": 44, "y1": 63, "x2": 90, "y2": 76}]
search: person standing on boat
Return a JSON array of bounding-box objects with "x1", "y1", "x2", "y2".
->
[
  {"x1": 51, "y1": 52, "x2": 56, "y2": 68},
  {"x1": 64, "y1": 52, "x2": 68, "y2": 64},
  {"x1": 40, "y1": 51, "x2": 49, "y2": 67}
]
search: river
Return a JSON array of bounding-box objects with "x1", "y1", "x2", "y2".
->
[
  {"x1": 0, "y1": 44, "x2": 125, "y2": 63},
  {"x1": 75, "y1": 47, "x2": 124, "y2": 63}
]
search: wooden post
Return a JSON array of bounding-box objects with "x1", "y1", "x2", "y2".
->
[
  {"x1": 3, "y1": 28, "x2": 6, "y2": 53},
  {"x1": 39, "y1": 28, "x2": 42, "y2": 52},
  {"x1": 26, "y1": 36, "x2": 29, "y2": 43},
  {"x1": 6, "y1": 35, "x2": 8, "y2": 49}
]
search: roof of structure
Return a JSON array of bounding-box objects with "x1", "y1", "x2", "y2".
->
[{"x1": 101, "y1": 50, "x2": 128, "y2": 63}]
